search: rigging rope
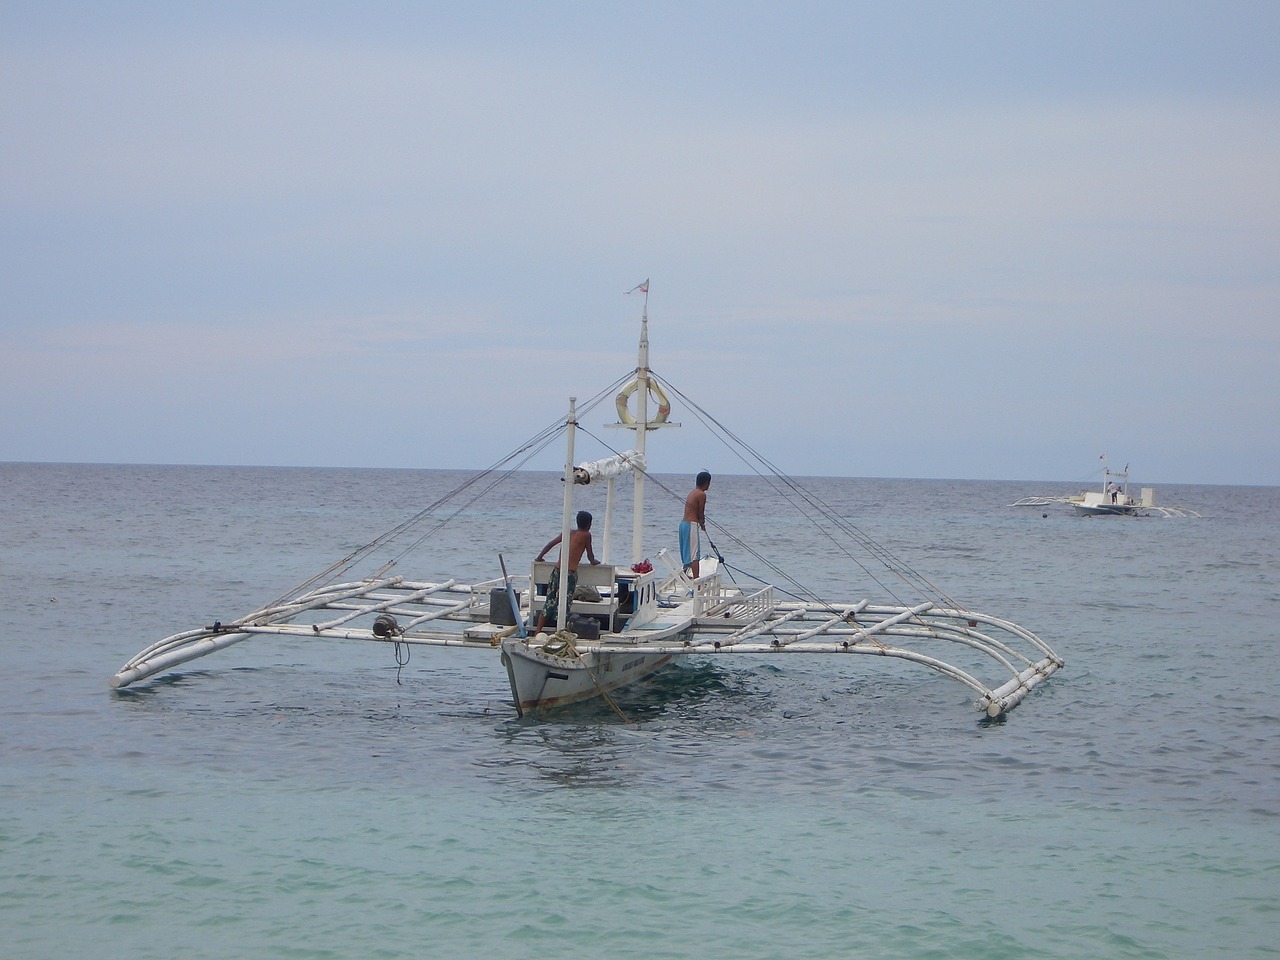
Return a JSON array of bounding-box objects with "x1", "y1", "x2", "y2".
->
[
  {"x1": 573, "y1": 416, "x2": 892, "y2": 616},
  {"x1": 252, "y1": 360, "x2": 963, "y2": 641},
  {"x1": 255, "y1": 374, "x2": 634, "y2": 618},
  {"x1": 648, "y1": 371, "x2": 965, "y2": 614}
]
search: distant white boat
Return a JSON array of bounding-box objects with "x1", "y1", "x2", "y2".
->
[
  {"x1": 1011, "y1": 456, "x2": 1201, "y2": 518},
  {"x1": 1074, "y1": 458, "x2": 1143, "y2": 516},
  {"x1": 113, "y1": 287, "x2": 1064, "y2": 720}
]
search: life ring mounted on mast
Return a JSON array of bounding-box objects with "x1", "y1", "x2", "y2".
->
[{"x1": 615, "y1": 377, "x2": 671, "y2": 426}]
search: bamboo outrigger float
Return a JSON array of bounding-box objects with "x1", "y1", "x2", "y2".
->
[{"x1": 113, "y1": 286, "x2": 1063, "y2": 719}]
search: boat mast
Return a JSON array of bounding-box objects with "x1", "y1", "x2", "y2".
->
[
  {"x1": 607, "y1": 280, "x2": 676, "y2": 564},
  {"x1": 1100, "y1": 453, "x2": 1129, "y2": 500},
  {"x1": 631, "y1": 296, "x2": 651, "y2": 564}
]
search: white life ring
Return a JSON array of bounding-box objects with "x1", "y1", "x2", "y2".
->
[{"x1": 616, "y1": 378, "x2": 671, "y2": 425}]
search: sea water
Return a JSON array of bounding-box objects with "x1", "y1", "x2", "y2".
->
[{"x1": 1, "y1": 463, "x2": 1277, "y2": 959}]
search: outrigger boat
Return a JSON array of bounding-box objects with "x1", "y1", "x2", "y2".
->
[
  {"x1": 112, "y1": 288, "x2": 1064, "y2": 719},
  {"x1": 1011, "y1": 455, "x2": 1201, "y2": 518}
]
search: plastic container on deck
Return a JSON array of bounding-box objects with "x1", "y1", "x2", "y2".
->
[{"x1": 489, "y1": 587, "x2": 520, "y2": 626}]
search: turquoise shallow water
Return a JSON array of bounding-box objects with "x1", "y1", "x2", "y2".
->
[{"x1": 2, "y1": 463, "x2": 1278, "y2": 959}]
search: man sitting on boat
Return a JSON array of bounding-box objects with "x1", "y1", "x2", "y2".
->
[{"x1": 532, "y1": 511, "x2": 601, "y2": 634}]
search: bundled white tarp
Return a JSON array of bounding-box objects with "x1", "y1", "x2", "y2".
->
[{"x1": 573, "y1": 449, "x2": 646, "y2": 484}]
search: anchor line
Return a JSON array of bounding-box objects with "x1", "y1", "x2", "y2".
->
[
  {"x1": 580, "y1": 656, "x2": 632, "y2": 725},
  {"x1": 542, "y1": 632, "x2": 633, "y2": 725},
  {"x1": 393, "y1": 639, "x2": 411, "y2": 684}
]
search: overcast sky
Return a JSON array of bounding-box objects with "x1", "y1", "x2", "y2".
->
[{"x1": 3, "y1": 2, "x2": 1277, "y2": 485}]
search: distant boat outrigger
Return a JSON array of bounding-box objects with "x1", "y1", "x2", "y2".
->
[
  {"x1": 1011, "y1": 455, "x2": 1201, "y2": 518},
  {"x1": 113, "y1": 285, "x2": 1064, "y2": 720}
]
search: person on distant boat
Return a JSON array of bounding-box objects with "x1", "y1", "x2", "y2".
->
[
  {"x1": 532, "y1": 510, "x2": 600, "y2": 634},
  {"x1": 680, "y1": 471, "x2": 711, "y2": 578},
  {"x1": 1108, "y1": 481, "x2": 1119, "y2": 503}
]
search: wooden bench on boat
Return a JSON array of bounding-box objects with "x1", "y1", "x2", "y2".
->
[{"x1": 531, "y1": 561, "x2": 625, "y2": 630}]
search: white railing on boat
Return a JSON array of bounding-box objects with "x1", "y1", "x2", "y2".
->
[{"x1": 697, "y1": 582, "x2": 775, "y2": 624}]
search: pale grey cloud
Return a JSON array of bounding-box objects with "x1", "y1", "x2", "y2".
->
[{"x1": 2, "y1": 3, "x2": 1277, "y2": 483}]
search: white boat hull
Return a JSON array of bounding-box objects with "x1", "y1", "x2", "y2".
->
[
  {"x1": 1072, "y1": 502, "x2": 1140, "y2": 517},
  {"x1": 1073, "y1": 487, "x2": 1142, "y2": 517},
  {"x1": 501, "y1": 638, "x2": 672, "y2": 715}
]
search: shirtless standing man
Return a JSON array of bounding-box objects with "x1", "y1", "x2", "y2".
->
[
  {"x1": 532, "y1": 510, "x2": 600, "y2": 634},
  {"x1": 680, "y1": 471, "x2": 711, "y2": 578}
]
